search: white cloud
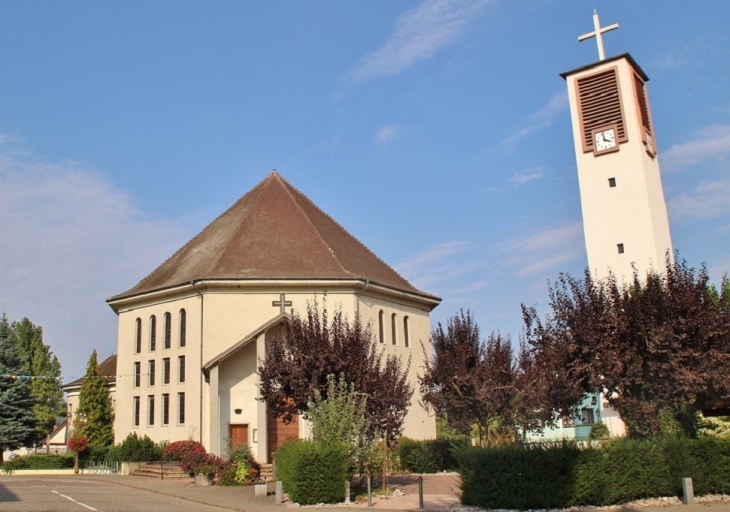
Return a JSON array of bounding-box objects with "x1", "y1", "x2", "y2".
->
[
  {"x1": 376, "y1": 125, "x2": 403, "y2": 146},
  {"x1": 661, "y1": 124, "x2": 730, "y2": 171},
  {"x1": 345, "y1": 0, "x2": 491, "y2": 84},
  {"x1": 499, "y1": 91, "x2": 569, "y2": 148},
  {"x1": 395, "y1": 241, "x2": 481, "y2": 289},
  {"x1": 0, "y1": 139, "x2": 189, "y2": 380},
  {"x1": 501, "y1": 223, "x2": 585, "y2": 277},
  {"x1": 668, "y1": 176, "x2": 730, "y2": 221},
  {"x1": 509, "y1": 167, "x2": 544, "y2": 186}
]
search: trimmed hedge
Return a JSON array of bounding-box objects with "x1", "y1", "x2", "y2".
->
[
  {"x1": 397, "y1": 438, "x2": 467, "y2": 473},
  {"x1": 275, "y1": 440, "x2": 349, "y2": 505},
  {"x1": 1, "y1": 454, "x2": 75, "y2": 472},
  {"x1": 456, "y1": 437, "x2": 730, "y2": 509},
  {"x1": 119, "y1": 433, "x2": 165, "y2": 462}
]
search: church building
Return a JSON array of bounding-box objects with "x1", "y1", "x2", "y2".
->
[{"x1": 107, "y1": 171, "x2": 441, "y2": 462}]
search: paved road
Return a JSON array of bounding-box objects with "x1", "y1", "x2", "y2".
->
[{"x1": 0, "y1": 477, "x2": 243, "y2": 512}]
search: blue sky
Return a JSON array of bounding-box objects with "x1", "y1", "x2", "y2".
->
[{"x1": 0, "y1": 1, "x2": 728, "y2": 380}]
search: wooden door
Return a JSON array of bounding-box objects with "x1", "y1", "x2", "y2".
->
[
  {"x1": 229, "y1": 424, "x2": 249, "y2": 447},
  {"x1": 267, "y1": 412, "x2": 298, "y2": 462}
]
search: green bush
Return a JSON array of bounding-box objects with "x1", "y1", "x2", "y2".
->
[
  {"x1": 455, "y1": 437, "x2": 730, "y2": 509},
  {"x1": 275, "y1": 440, "x2": 349, "y2": 505},
  {"x1": 1, "y1": 454, "x2": 75, "y2": 473},
  {"x1": 588, "y1": 421, "x2": 610, "y2": 440},
  {"x1": 397, "y1": 438, "x2": 466, "y2": 473},
  {"x1": 118, "y1": 433, "x2": 164, "y2": 462}
]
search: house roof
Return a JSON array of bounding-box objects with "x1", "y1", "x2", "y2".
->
[
  {"x1": 63, "y1": 354, "x2": 117, "y2": 389},
  {"x1": 109, "y1": 171, "x2": 435, "y2": 301}
]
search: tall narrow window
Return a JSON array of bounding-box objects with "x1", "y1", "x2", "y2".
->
[
  {"x1": 135, "y1": 318, "x2": 142, "y2": 354},
  {"x1": 162, "y1": 394, "x2": 170, "y2": 426},
  {"x1": 148, "y1": 360, "x2": 155, "y2": 387},
  {"x1": 148, "y1": 395, "x2": 155, "y2": 426},
  {"x1": 378, "y1": 310, "x2": 384, "y2": 344},
  {"x1": 133, "y1": 396, "x2": 140, "y2": 427},
  {"x1": 178, "y1": 393, "x2": 186, "y2": 424},
  {"x1": 391, "y1": 313, "x2": 397, "y2": 345},
  {"x1": 178, "y1": 356, "x2": 186, "y2": 383},
  {"x1": 134, "y1": 362, "x2": 141, "y2": 388},
  {"x1": 164, "y1": 312, "x2": 171, "y2": 349},
  {"x1": 149, "y1": 315, "x2": 157, "y2": 351},
  {"x1": 403, "y1": 316, "x2": 410, "y2": 348},
  {"x1": 163, "y1": 358, "x2": 171, "y2": 385},
  {"x1": 179, "y1": 309, "x2": 187, "y2": 348}
]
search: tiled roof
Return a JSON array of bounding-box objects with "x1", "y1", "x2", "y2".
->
[
  {"x1": 110, "y1": 172, "x2": 434, "y2": 301},
  {"x1": 63, "y1": 354, "x2": 117, "y2": 389}
]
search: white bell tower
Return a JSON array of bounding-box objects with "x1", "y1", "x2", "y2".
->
[{"x1": 561, "y1": 11, "x2": 673, "y2": 282}]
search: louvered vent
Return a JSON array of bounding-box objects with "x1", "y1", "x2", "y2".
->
[
  {"x1": 577, "y1": 68, "x2": 627, "y2": 152},
  {"x1": 633, "y1": 73, "x2": 652, "y2": 133}
]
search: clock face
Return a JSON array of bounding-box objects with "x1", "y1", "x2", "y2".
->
[{"x1": 595, "y1": 128, "x2": 617, "y2": 152}]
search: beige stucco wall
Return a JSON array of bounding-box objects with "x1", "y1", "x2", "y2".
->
[
  {"x1": 111, "y1": 282, "x2": 438, "y2": 458},
  {"x1": 566, "y1": 57, "x2": 673, "y2": 283}
]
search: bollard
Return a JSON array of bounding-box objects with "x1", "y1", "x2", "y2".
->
[
  {"x1": 418, "y1": 476, "x2": 424, "y2": 510},
  {"x1": 272, "y1": 460, "x2": 277, "y2": 481},
  {"x1": 160, "y1": 461, "x2": 164, "y2": 481},
  {"x1": 345, "y1": 480, "x2": 351, "y2": 504},
  {"x1": 255, "y1": 482, "x2": 267, "y2": 497},
  {"x1": 275, "y1": 481, "x2": 283, "y2": 504},
  {"x1": 682, "y1": 477, "x2": 694, "y2": 505},
  {"x1": 367, "y1": 475, "x2": 372, "y2": 508}
]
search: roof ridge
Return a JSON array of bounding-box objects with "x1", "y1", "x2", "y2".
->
[
  {"x1": 211, "y1": 172, "x2": 274, "y2": 276},
  {"x1": 121, "y1": 175, "x2": 272, "y2": 294},
  {"x1": 275, "y1": 173, "x2": 357, "y2": 279},
  {"x1": 274, "y1": 174, "x2": 415, "y2": 289}
]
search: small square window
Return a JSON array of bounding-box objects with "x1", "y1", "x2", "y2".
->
[
  {"x1": 608, "y1": 177, "x2": 616, "y2": 188},
  {"x1": 617, "y1": 243, "x2": 625, "y2": 254}
]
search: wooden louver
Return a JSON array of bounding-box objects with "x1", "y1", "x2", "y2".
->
[
  {"x1": 577, "y1": 68, "x2": 627, "y2": 152},
  {"x1": 633, "y1": 73, "x2": 652, "y2": 134}
]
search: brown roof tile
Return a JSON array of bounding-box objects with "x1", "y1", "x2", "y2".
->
[
  {"x1": 63, "y1": 354, "x2": 117, "y2": 389},
  {"x1": 110, "y1": 172, "x2": 433, "y2": 301}
]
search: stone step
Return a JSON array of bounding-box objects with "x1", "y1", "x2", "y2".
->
[
  {"x1": 131, "y1": 461, "x2": 192, "y2": 480},
  {"x1": 260, "y1": 463, "x2": 273, "y2": 481}
]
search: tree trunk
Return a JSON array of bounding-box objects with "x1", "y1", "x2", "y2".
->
[{"x1": 73, "y1": 452, "x2": 79, "y2": 474}]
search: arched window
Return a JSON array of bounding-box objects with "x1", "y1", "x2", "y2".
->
[
  {"x1": 164, "y1": 312, "x2": 171, "y2": 349},
  {"x1": 403, "y1": 316, "x2": 410, "y2": 348},
  {"x1": 378, "y1": 310, "x2": 384, "y2": 344},
  {"x1": 149, "y1": 315, "x2": 157, "y2": 351},
  {"x1": 179, "y1": 309, "x2": 186, "y2": 348},
  {"x1": 135, "y1": 318, "x2": 142, "y2": 354},
  {"x1": 391, "y1": 313, "x2": 397, "y2": 345}
]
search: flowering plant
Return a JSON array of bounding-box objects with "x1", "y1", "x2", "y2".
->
[{"x1": 67, "y1": 432, "x2": 89, "y2": 454}]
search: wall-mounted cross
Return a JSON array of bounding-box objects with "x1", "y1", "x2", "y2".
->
[
  {"x1": 578, "y1": 9, "x2": 619, "y2": 61},
  {"x1": 272, "y1": 293, "x2": 292, "y2": 313}
]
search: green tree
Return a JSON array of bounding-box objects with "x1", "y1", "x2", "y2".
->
[
  {"x1": 307, "y1": 374, "x2": 377, "y2": 477},
  {"x1": 0, "y1": 314, "x2": 36, "y2": 462},
  {"x1": 11, "y1": 318, "x2": 65, "y2": 440},
  {"x1": 77, "y1": 350, "x2": 114, "y2": 446}
]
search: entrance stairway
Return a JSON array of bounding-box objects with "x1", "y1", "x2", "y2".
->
[
  {"x1": 260, "y1": 463, "x2": 273, "y2": 481},
  {"x1": 131, "y1": 461, "x2": 192, "y2": 480}
]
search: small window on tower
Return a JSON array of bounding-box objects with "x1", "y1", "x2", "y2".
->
[
  {"x1": 617, "y1": 243, "x2": 625, "y2": 254},
  {"x1": 608, "y1": 177, "x2": 616, "y2": 188}
]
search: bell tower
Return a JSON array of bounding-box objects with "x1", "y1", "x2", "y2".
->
[{"x1": 561, "y1": 10, "x2": 672, "y2": 282}]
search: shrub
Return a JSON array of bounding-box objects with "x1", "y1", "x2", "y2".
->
[
  {"x1": 276, "y1": 440, "x2": 349, "y2": 505},
  {"x1": 455, "y1": 437, "x2": 730, "y2": 509},
  {"x1": 163, "y1": 440, "x2": 209, "y2": 475},
  {"x1": 218, "y1": 442, "x2": 261, "y2": 486},
  {"x1": 588, "y1": 421, "x2": 610, "y2": 440},
  {"x1": 1, "y1": 454, "x2": 75, "y2": 473},
  {"x1": 118, "y1": 433, "x2": 164, "y2": 462},
  {"x1": 397, "y1": 438, "x2": 465, "y2": 473}
]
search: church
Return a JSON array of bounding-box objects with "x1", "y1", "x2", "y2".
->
[{"x1": 107, "y1": 172, "x2": 441, "y2": 462}]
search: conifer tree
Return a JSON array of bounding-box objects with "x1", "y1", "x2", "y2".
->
[
  {"x1": 77, "y1": 350, "x2": 114, "y2": 446},
  {"x1": 0, "y1": 314, "x2": 36, "y2": 462},
  {"x1": 11, "y1": 318, "x2": 65, "y2": 440}
]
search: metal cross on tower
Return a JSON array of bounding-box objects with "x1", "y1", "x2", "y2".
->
[
  {"x1": 272, "y1": 293, "x2": 292, "y2": 313},
  {"x1": 578, "y1": 9, "x2": 619, "y2": 61}
]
